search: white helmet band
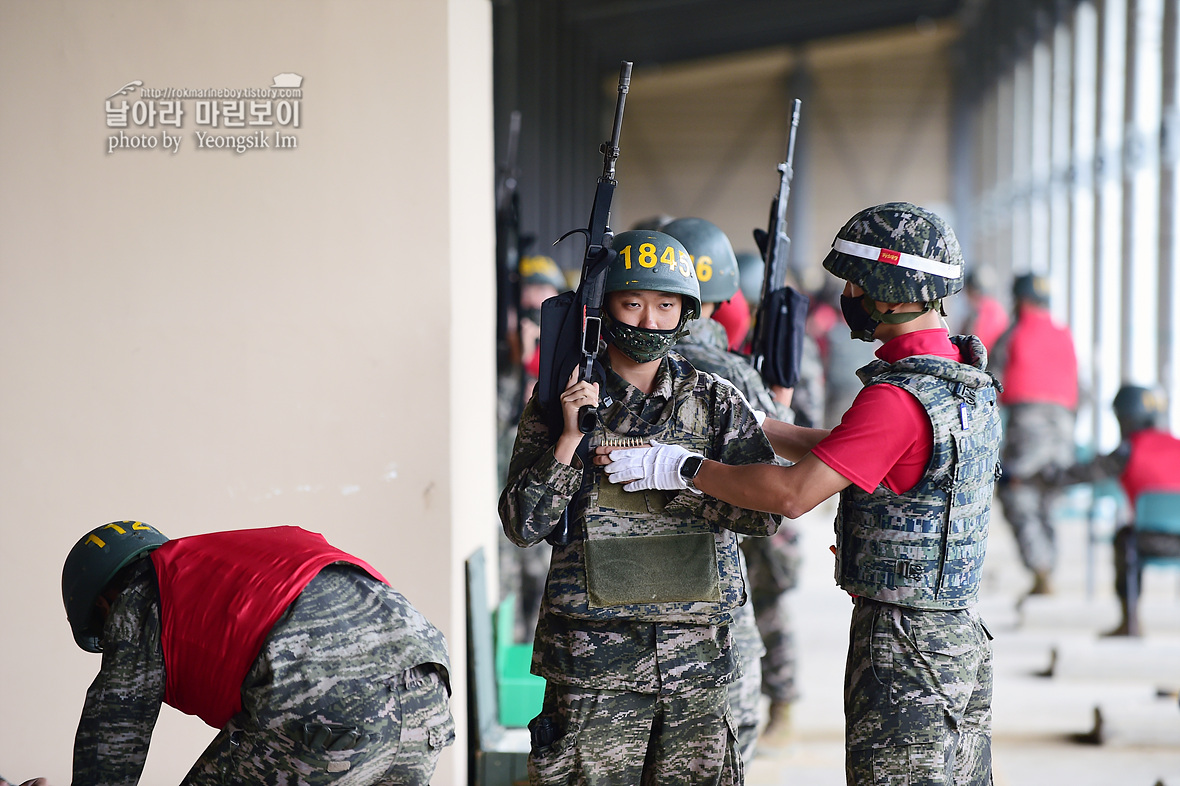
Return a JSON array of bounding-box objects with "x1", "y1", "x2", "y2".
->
[{"x1": 832, "y1": 238, "x2": 959, "y2": 279}]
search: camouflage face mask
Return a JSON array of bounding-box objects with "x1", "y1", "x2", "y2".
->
[{"x1": 603, "y1": 314, "x2": 686, "y2": 363}]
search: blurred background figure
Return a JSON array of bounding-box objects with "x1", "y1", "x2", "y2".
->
[
  {"x1": 992, "y1": 272, "x2": 1079, "y2": 597},
  {"x1": 960, "y1": 268, "x2": 1009, "y2": 352},
  {"x1": 814, "y1": 279, "x2": 877, "y2": 429},
  {"x1": 497, "y1": 254, "x2": 567, "y2": 641},
  {"x1": 663, "y1": 216, "x2": 776, "y2": 763},
  {"x1": 710, "y1": 287, "x2": 751, "y2": 352}
]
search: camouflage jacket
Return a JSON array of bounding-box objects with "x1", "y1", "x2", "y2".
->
[
  {"x1": 834, "y1": 335, "x2": 1001, "y2": 610},
  {"x1": 498, "y1": 349, "x2": 779, "y2": 692},
  {"x1": 675, "y1": 318, "x2": 792, "y2": 422},
  {"x1": 73, "y1": 562, "x2": 450, "y2": 786}
]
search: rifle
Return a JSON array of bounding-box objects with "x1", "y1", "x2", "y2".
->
[
  {"x1": 536, "y1": 60, "x2": 633, "y2": 546},
  {"x1": 750, "y1": 98, "x2": 809, "y2": 390}
]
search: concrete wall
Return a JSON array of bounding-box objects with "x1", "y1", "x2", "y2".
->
[
  {"x1": 617, "y1": 22, "x2": 958, "y2": 297},
  {"x1": 0, "y1": 2, "x2": 495, "y2": 784}
]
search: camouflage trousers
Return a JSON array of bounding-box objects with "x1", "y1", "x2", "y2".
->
[
  {"x1": 1115, "y1": 525, "x2": 1180, "y2": 603},
  {"x1": 528, "y1": 681, "x2": 742, "y2": 786},
  {"x1": 729, "y1": 557, "x2": 765, "y2": 763},
  {"x1": 998, "y1": 403, "x2": 1075, "y2": 575},
  {"x1": 845, "y1": 599, "x2": 992, "y2": 786},
  {"x1": 743, "y1": 528, "x2": 800, "y2": 703},
  {"x1": 182, "y1": 569, "x2": 455, "y2": 785}
]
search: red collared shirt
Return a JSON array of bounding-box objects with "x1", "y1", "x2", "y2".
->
[{"x1": 812, "y1": 330, "x2": 962, "y2": 494}]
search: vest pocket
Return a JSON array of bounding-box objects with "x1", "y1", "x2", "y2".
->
[{"x1": 584, "y1": 533, "x2": 721, "y2": 607}]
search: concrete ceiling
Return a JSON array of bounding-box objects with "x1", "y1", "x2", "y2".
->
[{"x1": 562, "y1": 0, "x2": 969, "y2": 68}]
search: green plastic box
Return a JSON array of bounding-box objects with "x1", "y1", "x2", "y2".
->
[{"x1": 495, "y1": 595, "x2": 546, "y2": 728}]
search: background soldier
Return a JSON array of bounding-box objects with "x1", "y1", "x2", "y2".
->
[
  {"x1": 992, "y1": 272, "x2": 1079, "y2": 596},
  {"x1": 600, "y1": 203, "x2": 1000, "y2": 786},
  {"x1": 500, "y1": 229, "x2": 780, "y2": 784},
  {"x1": 959, "y1": 268, "x2": 1009, "y2": 352},
  {"x1": 498, "y1": 254, "x2": 568, "y2": 641},
  {"x1": 61, "y1": 522, "x2": 453, "y2": 786},
  {"x1": 663, "y1": 216, "x2": 802, "y2": 754},
  {"x1": 1036, "y1": 385, "x2": 1180, "y2": 635}
]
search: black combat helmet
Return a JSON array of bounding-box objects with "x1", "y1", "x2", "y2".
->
[
  {"x1": 1112, "y1": 385, "x2": 1167, "y2": 437},
  {"x1": 62, "y1": 521, "x2": 169, "y2": 652}
]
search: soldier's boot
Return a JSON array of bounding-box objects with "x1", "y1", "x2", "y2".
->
[
  {"x1": 1028, "y1": 569, "x2": 1053, "y2": 596},
  {"x1": 758, "y1": 700, "x2": 794, "y2": 751},
  {"x1": 1102, "y1": 598, "x2": 1142, "y2": 637}
]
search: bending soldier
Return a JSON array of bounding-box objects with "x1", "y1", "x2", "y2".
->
[
  {"x1": 499, "y1": 229, "x2": 781, "y2": 785},
  {"x1": 62, "y1": 522, "x2": 454, "y2": 786},
  {"x1": 600, "y1": 203, "x2": 1000, "y2": 786}
]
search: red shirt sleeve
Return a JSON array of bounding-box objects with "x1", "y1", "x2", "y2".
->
[{"x1": 811, "y1": 383, "x2": 933, "y2": 494}]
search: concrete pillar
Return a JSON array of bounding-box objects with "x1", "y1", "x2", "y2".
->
[
  {"x1": 1071, "y1": 0, "x2": 1102, "y2": 449},
  {"x1": 1049, "y1": 14, "x2": 1075, "y2": 329},
  {"x1": 1121, "y1": 0, "x2": 1164, "y2": 384},
  {"x1": 1096, "y1": 0, "x2": 1129, "y2": 450},
  {"x1": 1159, "y1": 0, "x2": 1180, "y2": 428},
  {"x1": 0, "y1": 3, "x2": 495, "y2": 784}
]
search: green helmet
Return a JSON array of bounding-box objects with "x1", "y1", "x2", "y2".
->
[
  {"x1": 629, "y1": 214, "x2": 674, "y2": 232},
  {"x1": 662, "y1": 218, "x2": 739, "y2": 304},
  {"x1": 1112, "y1": 384, "x2": 1167, "y2": 435},
  {"x1": 822, "y1": 202, "x2": 964, "y2": 304},
  {"x1": 1012, "y1": 272, "x2": 1051, "y2": 306},
  {"x1": 606, "y1": 229, "x2": 701, "y2": 320},
  {"x1": 62, "y1": 521, "x2": 168, "y2": 652},
  {"x1": 736, "y1": 251, "x2": 764, "y2": 306},
  {"x1": 518, "y1": 254, "x2": 567, "y2": 291}
]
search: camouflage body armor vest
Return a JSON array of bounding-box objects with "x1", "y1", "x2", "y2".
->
[
  {"x1": 548, "y1": 355, "x2": 745, "y2": 625},
  {"x1": 835, "y1": 335, "x2": 1001, "y2": 610}
]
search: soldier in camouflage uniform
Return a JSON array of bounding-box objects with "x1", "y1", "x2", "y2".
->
[
  {"x1": 1035, "y1": 385, "x2": 1180, "y2": 636},
  {"x1": 602, "y1": 203, "x2": 1000, "y2": 786},
  {"x1": 665, "y1": 218, "x2": 802, "y2": 754},
  {"x1": 990, "y1": 272, "x2": 1078, "y2": 595},
  {"x1": 499, "y1": 229, "x2": 781, "y2": 785},
  {"x1": 62, "y1": 522, "x2": 453, "y2": 786},
  {"x1": 498, "y1": 255, "x2": 568, "y2": 641}
]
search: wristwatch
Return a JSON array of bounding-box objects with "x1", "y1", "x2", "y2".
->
[{"x1": 679, "y1": 455, "x2": 704, "y2": 489}]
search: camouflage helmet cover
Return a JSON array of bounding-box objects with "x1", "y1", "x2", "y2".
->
[
  {"x1": 1112, "y1": 384, "x2": 1167, "y2": 434},
  {"x1": 62, "y1": 521, "x2": 169, "y2": 652},
  {"x1": 662, "y1": 217, "x2": 740, "y2": 304},
  {"x1": 605, "y1": 229, "x2": 702, "y2": 320},
  {"x1": 822, "y1": 202, "x2": 964, "y2": 304}
]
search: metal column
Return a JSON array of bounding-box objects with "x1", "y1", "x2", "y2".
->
[
  {"x1": 1159, "y1": 0, "x2": 1180, "y2": 428},
  {"x1": 1121, "y1": 0, "x2": 1164, "y2": 384}
]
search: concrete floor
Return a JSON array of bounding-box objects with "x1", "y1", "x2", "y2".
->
[{"x1": 745, "y1": 492, "x2": 1180, "y2": 786}]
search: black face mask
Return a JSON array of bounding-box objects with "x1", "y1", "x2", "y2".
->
[{"x1": 841, "y1": 294, "x2": 880, "y2": 342}]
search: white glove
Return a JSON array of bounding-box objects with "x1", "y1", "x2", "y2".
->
[{"x1": 604, "y1": 439, "x2": 703, "y2": 493}]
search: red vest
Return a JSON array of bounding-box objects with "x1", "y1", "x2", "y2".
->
[
  {"x1": 971, "y1": 295, "x2": 1010, "y2": 351},
  {"x1": 1121, "y1": 429, "x2": 1180, "y2": 506},
  {"x1": 150, "y1": 526, "x2": 386, "y2": 728},
  {"x1": 999, "y1": 307, "x2": 1078, "y2": 408}
]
